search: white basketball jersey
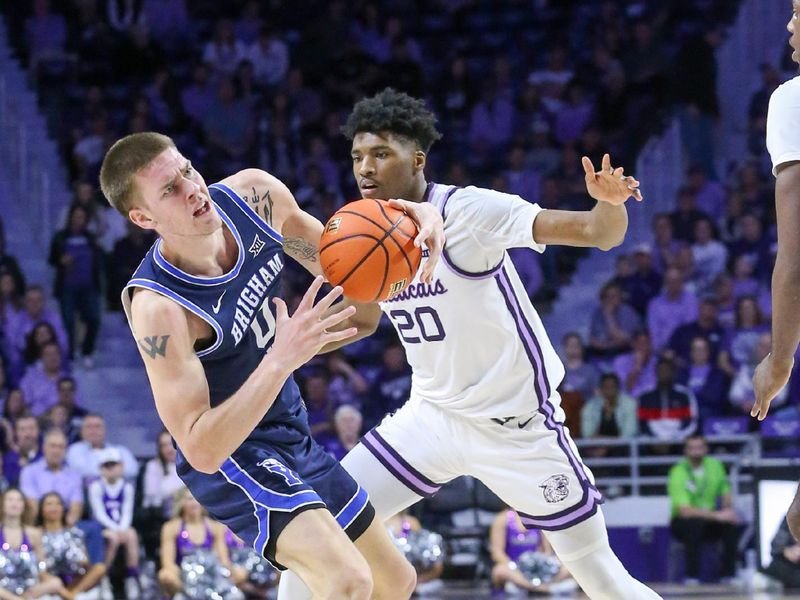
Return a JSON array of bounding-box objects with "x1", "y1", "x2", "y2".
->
[
  {"x1": 379, "y1": 183, "x2": 566, "y2": 418},
  {"x1": 767, "y1": 75, "x2": 800, "y2": 176}
]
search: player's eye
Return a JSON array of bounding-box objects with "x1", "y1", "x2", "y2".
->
[
  {"x1": 184, "y1": 166, "x2": 193, "y2": 175},
  {"x1": 376, "y1": 152, "x2": 389, "y2": 159},
  {"x1": 163, "y1": 185, "x2": 174, "y2": 196},
  {"x1": 351, "y1": 155, "x2": 361, "y2": 162}
]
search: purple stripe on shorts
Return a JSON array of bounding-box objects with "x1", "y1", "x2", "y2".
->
[
  {"x1": 518, "y1": 487, "x2": 604, "y2": 531},
  {"x1": 360, "y1": 431, "x2": 441, "y2": 497},
  {"x1": 494, "y1": 267, "x2": 597, "y2": 489}
]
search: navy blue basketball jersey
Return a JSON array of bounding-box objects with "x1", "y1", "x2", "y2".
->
[{"x1": 122, "y1": 182, "x2": 304, "y2": 431}]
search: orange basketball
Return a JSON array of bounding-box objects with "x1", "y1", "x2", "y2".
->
[{"x1": 320, "y1": 199, "x2": 422, "y2": 303}]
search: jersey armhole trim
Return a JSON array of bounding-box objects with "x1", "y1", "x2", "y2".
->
[
  {"x1": 211, "y1": 183, "x2": 283, "y2": 244},
  {"x1": 124, "y1": 278, "x2": 224, "y2": 358}
]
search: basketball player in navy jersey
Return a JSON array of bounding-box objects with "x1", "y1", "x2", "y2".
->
[
  {"x1": 279, "y1": 89, "x2": 662, "y2": 599},
  {"x1": 98, "y1": 132, "x2": 444, "y2": 598}
]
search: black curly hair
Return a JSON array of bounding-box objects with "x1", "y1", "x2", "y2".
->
[{"x1": 343, "y1": 88, "x2": 443, "y2": 152}]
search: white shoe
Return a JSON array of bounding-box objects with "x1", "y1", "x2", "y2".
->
[
  {"x1": 548, "y1": 579, "x2": 579, "y2": 595},
  {"x1": 99, "y1": 577, "x2": 113, "y2": 600},
  {"x1": 125, "y1": 576, "x2": 140, "y2": 600},
  {"x1": 415, "y1": 579, "x2": 444, "y2": 595},
  {"x1": 504, "y1": 582, "x2": 528, "y2": 596}
]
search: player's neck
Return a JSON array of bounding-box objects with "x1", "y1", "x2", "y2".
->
[
  {"x1": 407, "y1": 177, "x2": 428, "y2": 202},
  {"x1": 160, "y1": 226, "x2": 234, "y2": 277}
]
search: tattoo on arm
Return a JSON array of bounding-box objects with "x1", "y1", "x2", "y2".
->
[
  {"x1": 242, "y1": 187, "x2": 273, "y2": 226},
  {"x1": 138, "y1": 335, "x2": 170, "y2": 359},
  {"x1": 283, "y1": 237, "x2": 319, "y2": 263}
]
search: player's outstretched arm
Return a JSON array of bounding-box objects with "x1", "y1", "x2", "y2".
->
[
  {"x1": 131, "y1": 280, "x2": 356, "y2": 473},
  {"x1": 751, "y1": 161, "x2": 800, "y2": 420},
  {"x1": 532, "y1": 153, "x2": 641, "y2": 250}
]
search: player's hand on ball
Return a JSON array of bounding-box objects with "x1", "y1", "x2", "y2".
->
[
  {"x1": 387, "y1": 198, "x2": 445, "y2": 284},
  {"x1": 751, "y1": 352, "x2": 794, "y2": 421},
  {"x1": 270, "y1": 276, "x2": 358, "y2": 372},
  {"x1": 583, "y1": 153, "x2": 643, "y2": 205}
]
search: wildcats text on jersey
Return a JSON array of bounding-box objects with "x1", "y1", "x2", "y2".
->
[
  {"x1": 383, "y1": 279, "x2": 448, "y2": 303},
  {"x1": 231, "y1": 254, "x2": 283, "y2": 344}
]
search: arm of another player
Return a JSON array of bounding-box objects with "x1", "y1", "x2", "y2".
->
[
  {"x1": 533, "y1": 154, "x2": 642, "y2": 250},
  {"x1": 130, "y1": 279, "x2": 356, "y2": 474},
  {"x1": 751, "y1": 161, "x2": 800, "y2": 421}
]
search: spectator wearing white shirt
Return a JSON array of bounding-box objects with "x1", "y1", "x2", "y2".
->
[
  {"x1": 691, "y1": 217, "x2": 728, "y2": 293},
  {"x1": 88, "y1": 447, "x2": 141, "y2": 598},
  {"x1": 247, "y1": 25, "x2": 289, "y2": 89},
  {"x1": 142, "y1": 429, "x2": 182, "y2": 518},
  {"x1": 202, "y1": 20, "x2": 246, "y2": 77},
  {"x1": 67, "y1": 413, "x2": 139, "y2": 483}
]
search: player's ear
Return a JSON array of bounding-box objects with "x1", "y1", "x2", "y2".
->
[
  {"x1": 128, "y1": 207, "x2": 157, "y2": 230},
  {"x1": 413, "y1": 150, "x2": 426, "y2": 173}
]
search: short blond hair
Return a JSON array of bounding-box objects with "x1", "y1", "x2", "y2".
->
[{"x1": 99, "y1": 132, "x2": 176, "y2": 216}]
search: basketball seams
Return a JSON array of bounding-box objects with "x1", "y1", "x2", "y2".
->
[{"x1": 319, "y1": 200, "x2": 422, "y2": 301}]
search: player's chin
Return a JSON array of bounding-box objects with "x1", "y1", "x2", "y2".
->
[{"x1": 360, "y1": 187, "x2": 381, "y2": 199}]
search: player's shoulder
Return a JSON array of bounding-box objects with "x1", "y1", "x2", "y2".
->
[
  {"x1": 129, "y1": 287, "x2": 190, "y2": 330},
  {"x1": 218, "y1": 168, "x2": 293, "y2": 200},
  {"x1": 443, "y1": 184, "x2": 515, "y2": 212},
  {"x1": 770, "y1": 75, "x2": 800, "y2": 111}
]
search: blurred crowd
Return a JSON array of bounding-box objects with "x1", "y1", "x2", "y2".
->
[{"x1": 1, "y1": 0, "x2": 796, "y2": 596}]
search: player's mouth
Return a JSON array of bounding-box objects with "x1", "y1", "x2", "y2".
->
[
  {"x1": 193, "y1": 200, "x2": 211, "y2": 217},
  {"x1": 360, "y1": 181, "x2": 379, "y2": 197}
]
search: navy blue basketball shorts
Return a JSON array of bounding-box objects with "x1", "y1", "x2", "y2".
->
[{"x1": 177, "y1": 426, "x2": 374, "y2": 569}]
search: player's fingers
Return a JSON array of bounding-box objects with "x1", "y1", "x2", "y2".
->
[
  {"x1": 319, "y1": 305, "x2": 357, "y2": 331},
  {"x1": 632, "y1": 188, "x2": 644, "y2": 202},
  {"x1": 298, "y1": 275, "x2": 325, "y2": 312},
  {"x1": 613, "y1": 166, "x2": 625, "y2": 179},
  {"x1": 272, "y1": 297, "x2": 289, "y2": 322},
  {"x1": 581, "y1": 156, "x2": 595, "y2": 179},
  {"x1": 601, "y1": 153, "x2": 612, "y2": 173},
  {"x1": 415, "y1": 225, "x2": 433, "y2": 248},
  {"x1": 322, "y1": 327, "x2": 359, "y2": 343},
  {"x1": 387, "y1": 198, "x2": 408, "y2": 212},
  {"x1": 313, "y1": 284, "x2": 346, "y2": 314}
]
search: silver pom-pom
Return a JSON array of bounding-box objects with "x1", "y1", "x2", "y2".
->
[
  {"x1": 42, "y1": 528, "x2": 88, "y2": 583},
  {"x1": 390, "y1": 529, "x2": 445, "y2": 572},
  {"x1": 0, "y1": 546, "x2": 40, "y2": 595},
  {"x1": 229, "y1": 546, "x2": 278, "y2": 587},
  {"x1": 515, "y1": 551, "x2": 561, "y2": 586},
  {"x1": 181, "y1": 549, "x2": 243, "y2": 600}
]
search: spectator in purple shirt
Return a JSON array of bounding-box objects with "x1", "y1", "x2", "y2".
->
[
  {"x1": 22, "y1": 321, "x2": 60, "y2": 369},
  {"x1": 614, "y1": 331, "x2": 658, "y2": 398},
  {"x1": 588, "y1": 281, "x2": 642, "y2": 359},
  {"x1": 48, "y1": 205, "x2": 103, "y2": 366},
  {"x1": 468, "y1": 85, "x2": 516, "y2": 163},
  {"x1": 687, "y1": 165, "x2": 727, "y2": 219},
  {"x1": 303, "y1": 371, "x2": 334, "y2": 442},
  {"x1": 668, "y1": 296, "x2": 725, "y2": 369},
  {"x1": 504, "y1": 145, "x2": 542, "y2": 204},
  {"x1": 560, "y1": 332, "x2": 600, "y2": 403},
  {"x1": 20, "y1": 342, "x2": 66, "y2": 417},
  {"x1": 324, "y1": 405, "x2": 363, "y2": 462},
  {"x1": 362, "y1": 342, "x2": 412, "y2": 431},
  {"x1": 677, "y1": 337, "x2": 731, "y2": 422},
  {"x1": 180, "y1": 65, "x2": 216, "y2": 125},
  {"x1": 670, "y1": 187, "x2": 710, "y2": 243},
  {"x1": 647, "y1": 267, "x2": 699, "y2": 351},
  {"x1": 2, "y1": 388, "x2": 30, "y2": 430},
  {"x1": 626, "y1": 244, "x2": 663, "y2": 317},
  {"x1": 3, "y1": 416, "x2": 43, "y2": 487},
  {"x1": 25, "y1": 0, "x2": 68, "y2": 69},
  {"x1": 652, "y1": 214, "x2": 686, "y2": 275},
  {"x1": 20, "y1": 429, "x2": 84, "y2": 526},
  {"x1": 141, "y1": 0, "x2": 189, "y2": 49},
  {"x1": 718, "y1": 295, "x2": 769, "y2": 378},
  {"x1": 726, "y1": 213, "x2": 773, "y2": 284},
  {"x1": 691, "y1": 217, "x2": 728, "y2": 294},
  {"x1": 5, "y1": 285, "x2": 69, "y2": 379},
  {"x1": 730, "y1": 255, "x2": 760, "y2": 301}
]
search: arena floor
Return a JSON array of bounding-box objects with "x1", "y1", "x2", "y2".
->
[{"x1": 417, "y1": 581, "x2": 800, "y2": 598}]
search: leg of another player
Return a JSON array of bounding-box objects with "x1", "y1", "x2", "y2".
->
[
  {"x1": 278, "y1": 445, "x2": 423, "y2": 600},
  {"x1": 274, "y1": 508, "x2": 373, "y2": 600},
  {"x1": 544, "y1": 510, "x2": 663, "y2": 600}
]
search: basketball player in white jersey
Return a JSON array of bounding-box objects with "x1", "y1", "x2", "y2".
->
[
  {"x1": 279, "y1": 89, "x2": 660, "y2": 599},
  {"x1": 751, "y1": 0, "x2": 800, "y2": 541}
]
